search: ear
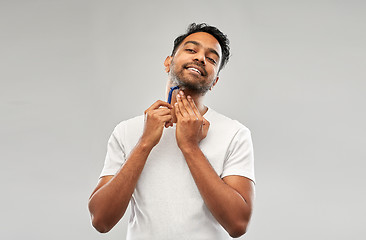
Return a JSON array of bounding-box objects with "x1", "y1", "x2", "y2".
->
[
  {"x1": 210, "y1": 76, "x2": 219, "y2": 90},
  {"x1": 164, "y1": 56, "x2": 172, "y2": 73}
]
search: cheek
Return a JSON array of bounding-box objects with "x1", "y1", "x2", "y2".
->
[{"x1": 208, "y1": 66, "x2": 218, "y2": 77}]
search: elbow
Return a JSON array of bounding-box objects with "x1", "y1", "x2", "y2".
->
[
  {"x1": 88, "y1": 200, "x2": 123, "y2": 234},
  {"x1": 91, "y1": 215, "x2": 112, "y2": 233},
  {"x1": 88, "y1": 200, "x2": 111, "y2": 233},
  {"x1": 227, "y1": 221, "x2": 248, "y2": 238}
]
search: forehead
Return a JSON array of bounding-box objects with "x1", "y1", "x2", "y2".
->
[{"x1": 181, "y1": 32, "x2": 222, "y2": 57}]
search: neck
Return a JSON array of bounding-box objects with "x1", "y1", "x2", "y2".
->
[{"x1": 165, "y1": 81, "x2": 208, "y2": 123}]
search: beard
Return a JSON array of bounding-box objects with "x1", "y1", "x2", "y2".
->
[{"x1": 169, "y1": 61, "x2": 212, "y2": 95}]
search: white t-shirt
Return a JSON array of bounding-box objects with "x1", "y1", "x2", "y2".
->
[{"x1": 100, "y1": 108, "x2": 255, "y2": 240}]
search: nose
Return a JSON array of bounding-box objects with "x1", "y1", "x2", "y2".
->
[{"x1": 193, "y1": 51, "x2": 206, "y2": 65}]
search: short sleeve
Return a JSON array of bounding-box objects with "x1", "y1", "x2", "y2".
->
[
  {"x1": 221, "y1": 124, "x2": 255, "y2": 183},
  {"x1": 99, "y1": 122, "x2": 126, "y2": 178}
]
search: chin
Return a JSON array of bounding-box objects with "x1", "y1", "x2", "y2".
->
[{"x1": 171, "y1": 71, "x2": 209, "y2": 94}]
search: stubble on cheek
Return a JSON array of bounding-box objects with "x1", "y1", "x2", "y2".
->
[{"x1": 170, "y1": 64, "x2": 210, "y2": 94}]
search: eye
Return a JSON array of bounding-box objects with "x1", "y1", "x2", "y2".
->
[
  {"x1": 207, "y1": 57, "x2": 217, "y2": 64},
  {"x1": 185, "y1": 48, "x2": 196, "y2": 53}
]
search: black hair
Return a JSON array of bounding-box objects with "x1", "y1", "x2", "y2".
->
[{"x1": 171, "y1": 23, "x2": 230, "y2": 72}]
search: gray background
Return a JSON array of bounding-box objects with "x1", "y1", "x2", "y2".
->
[{"x1": 1, "y1": 0, "x2": 365, "y2": 239}]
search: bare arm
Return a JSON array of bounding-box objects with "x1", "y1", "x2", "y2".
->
[
  {"x1": 180, "y1": 147, "x2": 255, "y2": 238},
  {"x1": 88, "y1": 141, "x2": 153, "y2": 233},
  {"x1": 88, "y1": 100, "x2": 172, "y2": 233},
  {"x1": 175, "y1": 91, "x2": 255, "y2": 238}
]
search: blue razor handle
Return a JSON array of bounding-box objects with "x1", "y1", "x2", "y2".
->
[{"x1": 167, "y1": 86, "x2": 180, "y2": 104}]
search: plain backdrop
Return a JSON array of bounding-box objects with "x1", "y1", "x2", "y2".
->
[{"x1": 1, "y1": 0, "x2": 365, "y2": 239}]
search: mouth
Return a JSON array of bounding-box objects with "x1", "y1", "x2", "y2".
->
[{"x1": 184, "y1": 65, "x2": 206, "y2": 76}]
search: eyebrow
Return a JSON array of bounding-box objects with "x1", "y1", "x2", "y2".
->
[{"x1": 183, "y1": 40, "x2": 220, "y2": 59}]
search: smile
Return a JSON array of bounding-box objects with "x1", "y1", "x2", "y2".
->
[{"x1": 187, "y1": 67, "x2": 202, "y2": 75}]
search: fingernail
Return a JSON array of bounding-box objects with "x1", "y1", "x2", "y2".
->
[
  {"x1": 177, "y1": 94, "x2": 180, "y2": 98},
  {"x1": 187, "y1": 95, "x2": 191, "y2": 99},
  {"x1": 180, "y1": 91, "x2": 184, "y2": 95}
]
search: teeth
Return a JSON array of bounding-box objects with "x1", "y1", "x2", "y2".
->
[{"x1": 188, "y1": 67, "x2": 201, "y2": 75}]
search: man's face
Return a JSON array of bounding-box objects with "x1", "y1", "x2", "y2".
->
[{"x1": 165, "y1": 32, "x2": 222, "y2": 94}]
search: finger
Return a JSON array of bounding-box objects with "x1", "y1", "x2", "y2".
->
[
  {"x1": 165, "y1": 121, "x2": 173, "y2": 128},
  {"x1": 175, "y1": 102, "x2": 183, "y2": 120},
  {"x1": 176, "y1": 92, "x2": 189, "y2": 117},
  {"x1": 187, "y1": 96, "x2": 201, "y2": 119},
  {"x1": 147, "y1": 100, "x2": 173, "y2": 112},
  {"x1": 160, "y1": 114, "x2": 173, "y2": 123},
  {"x1": 179, "y1": 92, "x2": 196, "y2": 117},
  {"x1": 153, "y1": 108, "x2": 172, "y2": 116}
]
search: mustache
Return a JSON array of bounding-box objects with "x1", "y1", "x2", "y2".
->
[{"x1": 182, "y1": 62, "x2": 207, "y2": 76}]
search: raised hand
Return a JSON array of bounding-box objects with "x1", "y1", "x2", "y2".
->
[
  {"x1": 140, "y1": 100, "x2": 173, "y2": 148},
  {"x1": 174, "y1": 91, "x2": 210, "y2": 150}
]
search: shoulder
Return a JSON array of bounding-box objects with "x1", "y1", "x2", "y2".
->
[
  {"x1": 112, "y1": 115, "x2": 144, "y2": 136},
  {"x1": 206, "y1": 108, "x2": 251, "y2": 136},
  {"x1": 115, "y1": 115, "x2": 144, "y2": 128}
]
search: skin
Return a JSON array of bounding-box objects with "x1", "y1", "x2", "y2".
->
[{"x1": 88, "y1": 32, "x2": 255, "y2": 237}]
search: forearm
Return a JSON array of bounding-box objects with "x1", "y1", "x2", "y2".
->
[
  {"x1": 181, "y1": 145, "x2": 251, "y2": 237},
  {"x1": 88, "y1": 140, "x2": 153, "y2": 232}
]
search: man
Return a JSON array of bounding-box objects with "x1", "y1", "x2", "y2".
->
[{"x1": 88, "y1": 23, "x2": 255, "y2": 239}]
